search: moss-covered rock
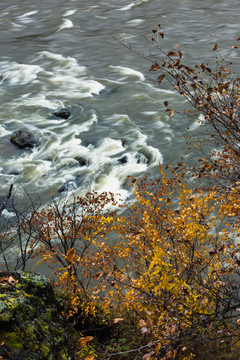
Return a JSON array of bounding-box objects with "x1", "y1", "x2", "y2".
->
[{"x1": 0, "y1": 271, "x2": 73, "y2": 360}]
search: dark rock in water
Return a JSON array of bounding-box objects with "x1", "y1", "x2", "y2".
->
[
  {"x1": 53, "y1": 108, "x2": 71, "y2": 120},
  {"x1": 136, "y1": 151, "x2": 151, "y2": 165},
  {"x1": 0, "y1": 75, "x2": 3, "y2": 82},
  {"x1": 118, "y1": 155, "x2": 128, "y2": 164},
  {"x1": 75, "y1": 157, "x2": 87, "y2": 167},
  {"x1": 58, "y1": 179, "x2": 78, "y2": 193},
  {"x1": 58, "y1": 181, "x2": 73, "y2": 193},
  {"x1": 10, "y1": 130, "x2": 39, "y2": 149},
  {"x1": 0, "y1": 271, "x2": 73, "y2": 360}
]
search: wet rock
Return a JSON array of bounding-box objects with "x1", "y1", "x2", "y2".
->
[
  {"x1": 136, "y1": 152, "x2": 150, "y2": 165},
  {"x1": 58, "y1": 180, "x2": 75, "y2": 193},
  {"x1": 53, "y1": 108, "x2": 71, "y2": 120},
  {"x1": 75, "y1": 157, "x2": 87, "y2": 167},
  {"x1": 0, "y1": 271, "x2": 73, "y2": 360},
  {"x1": 118, "y1": 155, "x2": 128, "y2": 164},
  {"x1": 10, "y1": 130, "x2": 39, "y2": 149}
]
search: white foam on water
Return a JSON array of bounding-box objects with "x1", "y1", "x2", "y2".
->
[
  {"x1": 95, "y1": 171, "x2": 130, "y2": 201},
  {"x1": 49, "y1": 77, "x2": 105, "y2": 98},
  {"x1": 118, "y1": 3, "x2": 135, "y2": 10},
  {"x1": 57, "y1": 19, "x2": 74, "y2": 32},
  {"x1": 2, "y1": 63, "x2": 43, "y2": 85},
  {"x1": 78, "y1": 113, "x2": 98, "y2": 132},
  {"x1": 16, "y1": 10, "x2": 38, "y2": 24},
  {"x1": 109, "y1": 65, "x2": 145, "y2": 81},
  {"x1": 37, "y1": 51, "x2": 104, "y2": 98},
  {"x1": 118, "y1": 0, "x2": 151, "y2": 11},
  {"x1": 38, "y1": 51, "x2": 85, "y2": 70},
  {"x1": 188, "y1": 113, "x2": 205, "y2": 131},
  {"x1": 21, "y1": 94, "x2": 64, "y2": 110},
  {"x1": 127, "y1": 18, "x2": 145, "y2": 26},
  {"x1": 17, "y1": 10, "x2": 38, "y2": 19},
  {"x1": 142, "y1": 111, "x2": 158, "y2": 116},
  {"x1": 144, "y1": 82, "x2": 176, "y2": 95},
  {"x1": 0, "y1": 126, "x2": 11, "y2": 136},
  {"x1": 2, "y1": 209, "x2": 14, "y2": 219},
  {"x1": 10, "y1": 22, "x2": 25, "y2": 29},
  {"x1": 63, "y1": 9, "x2": 77, "y2": 17}
]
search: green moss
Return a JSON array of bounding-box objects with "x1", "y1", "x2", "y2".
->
[
  {"x1": 0, "y1": 271, "x2": 73, "y2": 359},
  {"x1": 1, "y1": 331, "x2": 23, "y2": 351}
]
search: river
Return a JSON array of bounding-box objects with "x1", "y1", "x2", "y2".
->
[{"x1": 0, "y1": 0, "x2": 239, "y2": 208}]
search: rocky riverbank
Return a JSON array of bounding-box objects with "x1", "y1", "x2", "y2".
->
[{"x1": 0, "y1": 271, "x2": 73, "y2": 360}]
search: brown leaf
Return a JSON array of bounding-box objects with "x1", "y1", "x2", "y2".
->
[
  {"x1": 212, "y1": 43, "x2": 218, "y2": 50},
  {"x1": 159, "y1": 32, "x2": 164, "y2": 39},
  {"x1": 232, "y1": 44, "x2": 238, "y2": 49},
  {"x1": 178, "y1": 162, "x2": 186, "y2": 167},
  {"x1": 174, "y1": 59, "x2": 180, "y2": 67},
  {"x1": 167, "y1": 51, "x2": 178, "y2": 57},
  {"x1": 113, "y1": 318, "x2": 124, "y2": 323},
  {"x1": 157, "y1": 75, "x2": 165, "y2": 84},
  {"x1": 66, "y1": 248, "x2": 75, "y2": 263},
  {"x1": 149, "y1": 63, "x2": 160, "y2": 71},
  {"x1": 164, "y1": 101, "x2": 168, "y2": 107},
  {"x1": 237, "y1": 37, "x2": 240, "y2": 41}
]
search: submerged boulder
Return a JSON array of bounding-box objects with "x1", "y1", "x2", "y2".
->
[
  {"x1": 75, "y1": 157, "x2": 87, "y2": 167},
  {"x1": 118, "y1": 155, "x2": 128, "y2": 164},
  {"x1": 0, "y1": 271, "x2": 73, "y2": 360},
  {"x1": 10, "y1": 130, "x2": 39, "y2": 149},
  {"x1": 53, "y1": 108, "x2": 71, "y2": 120}
]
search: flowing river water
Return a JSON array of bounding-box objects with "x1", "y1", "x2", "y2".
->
[{"x1": 0, "y1": 0, "x2": 239, "y2": 208}]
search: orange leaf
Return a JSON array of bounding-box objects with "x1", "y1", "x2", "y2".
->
[
  {"x1": 79, "y1": 336, "x2": 94, "y2": 348},
  {"x1": 84, "y1": 356, "x2": 95, "y2": 360},
  {"x1": 113, "y1": 318, "x2": 124, "y2": 323},
  {"x1": 8, "y1": 276, "x2": 18, "y2": 284},
  {"x1": 66, "y1": 248, "x2": 75, "y2": 263}
]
